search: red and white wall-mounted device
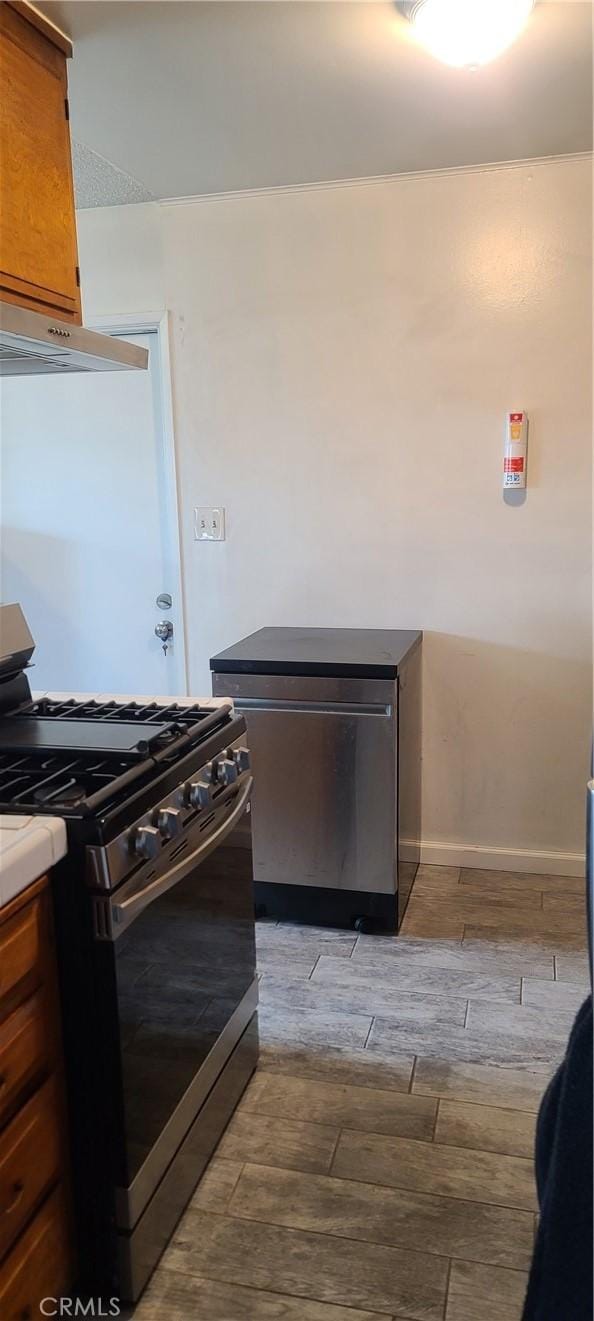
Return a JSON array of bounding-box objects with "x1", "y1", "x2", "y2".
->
[{"x1": 503, "y1": 412, "x2": 528, "y2": 489}]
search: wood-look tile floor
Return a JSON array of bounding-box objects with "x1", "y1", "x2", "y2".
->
[{"x1": 134, "y1": 865, "x2": 589, "y2": 1321}]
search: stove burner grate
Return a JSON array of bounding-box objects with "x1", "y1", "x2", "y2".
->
[
  {"x1": 0, "y1": 698, "x2": 232, "y2": 816},
  {"x1": 28, "y1": 698, "x2": 206, "y2": 728}
]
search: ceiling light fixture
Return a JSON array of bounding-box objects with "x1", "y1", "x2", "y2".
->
[{"x1": 400, "y1": 0, "x2": 535, "y2": 68}]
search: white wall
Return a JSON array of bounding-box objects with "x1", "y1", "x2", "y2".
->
[
  {"x1": 78, "y1": 201, "x2": 165, "y2": 315},
  {"x1": 76, "y1": 157, "x2": 592, "y2": 868}
]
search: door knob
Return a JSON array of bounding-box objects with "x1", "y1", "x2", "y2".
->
[{"x1": 155, "y1": 620, "x2": 173, "y2": 654}]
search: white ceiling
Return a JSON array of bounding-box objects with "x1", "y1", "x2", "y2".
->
[
  {"x1": 71, "y1": 140, "x2": 155, "y2": 208},
  {"x1": 41, "y1": 1, "x2": 592, "y2": 205}
]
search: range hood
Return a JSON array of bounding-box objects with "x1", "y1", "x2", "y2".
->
[{"x1": 0, "y1": 303, "x2": 148, "y2": 375}]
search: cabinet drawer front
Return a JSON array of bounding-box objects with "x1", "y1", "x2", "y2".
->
[
  {"x1": 0, "y1": 1182, "x2": 71, "y2": 1320},
  {"x1": 0, "y1": 895, "x2": 47, "y2": 1015},
  {"x1": 0, "y1": 995, "x2": 52, "y2": 1127},
  {"x1": 0, "y1": 1076, "x2": 61, "y2": 1259}
]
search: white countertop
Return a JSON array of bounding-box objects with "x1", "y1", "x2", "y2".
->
[
  {"x1": 0, "y1": 692, "x2": 228, "y2": 911},
  {"x1": 0, "y1": 815, "x2": 67, "y2": 911}
]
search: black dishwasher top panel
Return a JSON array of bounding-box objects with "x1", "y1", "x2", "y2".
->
[{"x1": 210, "y1": 627, "x2": 422, "y2": 679}]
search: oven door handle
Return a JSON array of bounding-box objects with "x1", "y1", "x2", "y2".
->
[{"x1": 108, "y1": 775, "x2": 253, "y2": 936}]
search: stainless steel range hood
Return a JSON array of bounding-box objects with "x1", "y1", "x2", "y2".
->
[{"x1": 0, "y1": 303, "x2": 148, "y2": 375}]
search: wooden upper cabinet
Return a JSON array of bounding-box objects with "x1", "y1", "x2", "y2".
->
[{"x1": 0, "y1": 2, "x2": 81, "y2": 322}]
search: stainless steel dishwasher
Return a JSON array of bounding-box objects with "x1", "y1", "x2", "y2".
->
[{"x1": 211, "y1": 627, "x2": 421, "y2": 932}]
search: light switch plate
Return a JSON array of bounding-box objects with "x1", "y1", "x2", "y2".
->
[{"x1": 194, "y1": 507, "x2": 225, "y2": 541}]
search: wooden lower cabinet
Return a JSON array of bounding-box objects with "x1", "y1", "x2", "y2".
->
[
  {"x1": 0, "y1": 1183, "x2": 72, "y2": 1321},
  {"x1": 0, "y1": 877, "x2": 74, "y2": 1314},
  {"x1": 0, "y1": 993, "x2": 54, "y2": 1130},
  {"x1": 0, "y1": 1076, "x2": 62, "y2": 1259},
  {"x1": 0, "y1": 889, "x2": 47, "y2": 1011}
]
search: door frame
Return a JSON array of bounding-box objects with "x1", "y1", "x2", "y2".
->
[{"x1": 90, "y1": 310, "x2": 189, "y2": 696}]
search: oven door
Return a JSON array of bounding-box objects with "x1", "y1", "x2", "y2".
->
[{"x1": 94, "y1": 776, "x2": 257, "y2": 1235}]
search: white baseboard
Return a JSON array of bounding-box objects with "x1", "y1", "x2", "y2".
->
[{"x1": 401, "y1": 839, "x2": 585, "y2": 877}]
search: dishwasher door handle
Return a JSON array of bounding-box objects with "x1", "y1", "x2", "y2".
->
[{"x1": 236, "y1": 698, "x2": 392, "y2": 717}]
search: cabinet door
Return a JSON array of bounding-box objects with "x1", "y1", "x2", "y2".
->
[{"x1": 0, "y1": 4, "x2": 81, "y2": 322}]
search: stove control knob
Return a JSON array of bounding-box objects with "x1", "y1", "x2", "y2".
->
[
  {"x1": 233, "y1": 747, "x2": 250, "y2": 773},
  {"x1": 217, "y1": 757, "x2": 238, "y2": 786},
  {"x1": 186, "y1": 779, "x2": 213, "y2": 809},
  {"x1": 156, "y1": 807, "x2": 182, "y2": 840},
  {"x1": 131, "y1": 825, "x2": 161, "y2": 860}
]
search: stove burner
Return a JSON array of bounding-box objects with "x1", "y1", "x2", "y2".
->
[
  {"x1": 34, "y1": 774, "x2": 86, "y2": 807},
  {"x1": 0, "y1": 750, "x2": 144, "y2": 812}
]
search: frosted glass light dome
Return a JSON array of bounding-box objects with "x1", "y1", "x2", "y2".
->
[{"x1": 408, "y1": 0, "x2": 535, "y2": 68}]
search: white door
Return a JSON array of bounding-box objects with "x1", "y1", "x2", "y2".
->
[{"x1": 0, "y1": 328, "x2": 187, "y2": 697}]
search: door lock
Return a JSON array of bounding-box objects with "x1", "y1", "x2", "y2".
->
[{"x1": 155, "y1": 619, "x2": 173, "y2": 654}]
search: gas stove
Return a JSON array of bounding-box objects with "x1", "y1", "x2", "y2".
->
[
  {"x1": 0, "y1": 690, "x2": 251, "y2": 897},
  {"x1": 0, "y1": 607, "x2": 251, "y2": 876},
  {"x1": 0, "y1": 605, "x2": 258, "y2": 1301}
]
